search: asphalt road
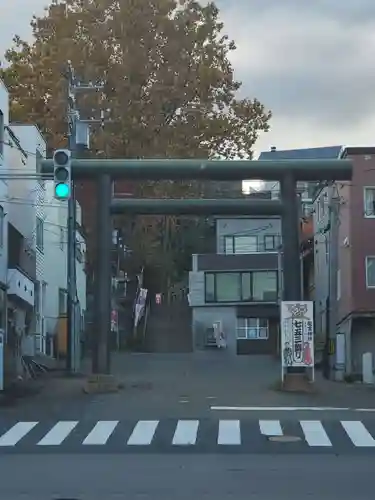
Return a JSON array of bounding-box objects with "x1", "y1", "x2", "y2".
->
[{"x1": 1, "y1": 453, "x2": 373, "y2": 499}]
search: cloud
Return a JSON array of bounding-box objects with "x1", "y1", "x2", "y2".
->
[{"x1": 215, "y1": 0, "x2": 375, "y2": 151}]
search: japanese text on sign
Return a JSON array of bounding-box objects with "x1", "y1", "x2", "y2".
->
[{"x1": 281, "y1": 301, "x2": 314, "y2": 368}]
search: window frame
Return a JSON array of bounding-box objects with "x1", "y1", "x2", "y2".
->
[
  {"x1": 264, "y1": 235, "x2": 280, "y2": 251},
  {"x1": 236, "y1": 317, "x2": 269, "y2": 340},
  {"x1": 204, "y1": 271, "x2": 278, "y2": 303},
  {"x1": 363, "y1": 186, "x2": 375, "y2": 218},
  {"x1": 224, "y1": 235, "x2": 258, "y2": 254},
  {"x1": 365, "y1": 256, "x2": 375, "y2": 288}
]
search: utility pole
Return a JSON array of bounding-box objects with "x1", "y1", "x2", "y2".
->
[
  {"x1": 65, "y1": 61, "x2": 104, "y2": 373},
  {"x1": 327, "y1": 189, "x2": 340, "y2": 380}
]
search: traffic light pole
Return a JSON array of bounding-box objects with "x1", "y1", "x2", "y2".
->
[{"x1": 66, "y1": 63, "x2": 78, "y2": 373}]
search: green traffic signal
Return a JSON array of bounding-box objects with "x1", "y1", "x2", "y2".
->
[{"x1": 55, "y1": 183, "x2": 70, "y2": 198}]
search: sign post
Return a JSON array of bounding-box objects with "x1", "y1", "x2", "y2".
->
[{"x1": 281, "y1": 301, "x2": 314, "y2": 383}]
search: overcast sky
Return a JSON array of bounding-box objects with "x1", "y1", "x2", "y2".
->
[{"x1": 1, "y1": 0, "x2": 375, "y2": 157}]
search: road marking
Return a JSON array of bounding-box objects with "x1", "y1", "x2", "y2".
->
[
  {"x1": 172, "y1": 420, "x2": 199, "y2": 445},
  {"x1": 0, "y1": 422, "x2": 38, "y2": 446},
  {"x1": 341, "y1": 421, "x2": 375, "y2": 447},
  {"x1": 127, "y1": 420, "x2": 159, "y2": 445},
  {"x1": 300, "y1": 420, "x2": 332, "y2": 447},
  {"x1": 211, "y1": 406, "x2": 351, "y2": 411},
  {"x1": 259, "y1": 420, "x2": 283, "y2": 436},
  {"x1": 82, "y1": 421, "x2": 119, "y2": 445},
  {"x1": 37, "y1": 421, "x2": 78, "y2": 446},
  {"x1": 217, "y1": 420, "x2": 241, "y2": 445}
]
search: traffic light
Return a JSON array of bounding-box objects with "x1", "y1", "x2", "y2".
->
[{"x1": 53, "y1": 149, "x2": 71, "y2": 199}]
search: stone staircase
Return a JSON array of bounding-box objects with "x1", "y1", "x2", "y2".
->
[{"x1": 144, "y1": 301, "x2": 193, "y2": 352}]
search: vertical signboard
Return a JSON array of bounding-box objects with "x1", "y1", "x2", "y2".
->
[{"x1": 281, "y1": 301, "x2": 314, "y2": 381}]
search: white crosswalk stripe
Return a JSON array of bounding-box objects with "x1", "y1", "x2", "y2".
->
[
  {"x1": 127, "y1": 420, "x2": 159, "y2": 445},
  {"x1": 172, "y1": 420, "x2": 199, "y2": 445},
  {"x1": 300, "y1": 420, "x2": 332, "y2": 447},
  {"x1": 259, "y1": 420, "x2": 283, "y2": 436},
  {"x1": 0, "y1": 422, "x2": 38, "y2": 447},
  {"x1": 217, "y1": 420, "x2": 241, "y2": 445},
  {"x1": 0, "y1": 419, "x2": 374, "y2": 449},
  {"x1": 37, "y1": 421, "x2": 78, "y2": 446},
  {"x1": 82, "y1": 421, "x2": 119, "y2": 445},
  {"x1": 341, "y1": 421, "x2": 375, "y2": 447}
]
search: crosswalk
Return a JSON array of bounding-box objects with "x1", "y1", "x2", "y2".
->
[{"x1": 0, "y1": 419, "x2": 375, "y2": 452}]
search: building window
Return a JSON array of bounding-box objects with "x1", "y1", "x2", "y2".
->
[
  {"x1": 237, "y1": 318, "x2": 269, "y2": 340},
  {"x1": 58, "y1": 288, "x2": 67, "y2": 315},
  {"x1": 264, "y1": 235, "x2": 280, "y2": 251},
  {"x1": 0, "y1": 205, "x2": 4, "y2": 248},
  {"x1": 204, "y1": 271, "x2": 278, "y2": 303},
  {"x1": 364, "y1": 187, "x2": 375, "y2": 217},
  {"x1": 224, "y1": 235, "x2": 258, "y2": 254},
  {"x1": 365, "y1": 257, "x2": 375, "y2": 288},
  {"x1": 252, "y1": 271, "x2": 278, "y2": 301},
  {"x1": 36, "y1": 217, "x2": 44, "y2": 251}
]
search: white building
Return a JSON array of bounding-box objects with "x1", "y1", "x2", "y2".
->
[
  {"x1": 0, "y1": 79, "x2": 87, "y2": 381},
  {"x1": 9, "y1": 124, "x2": 47, "y2": 355},
  {"x1": 43, "y1": 184, "x2": 86, "y2": 357}
]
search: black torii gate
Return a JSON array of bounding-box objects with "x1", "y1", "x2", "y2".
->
[{"x1": 41, "y1": 158, "x2": 352, "y2": 374}]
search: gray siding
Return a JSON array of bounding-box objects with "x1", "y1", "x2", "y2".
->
[
  {"x1": 197, "y1": 252, "x2": 279, "y2": 271},
  {"x1": 216, "y1": 217, "x2": 281, "y2": 254}
]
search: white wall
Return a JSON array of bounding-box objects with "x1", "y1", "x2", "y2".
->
[
  {"x1": 43, "y1": 183, "x2": 86, "y2": 339},
  {"x1": 9, "y1": 125, "x2": 46, "y2": 283},
  {"x1": 0, "y1": 81, "x2": 9, "y2": 286},
  {"x1": 43, "y1": 181, "x2": 67, "y2": 338}
]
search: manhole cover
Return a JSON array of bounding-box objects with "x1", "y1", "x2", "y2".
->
[{"x1": 268, "y1": 435, "x2": 302, "y2": 443}]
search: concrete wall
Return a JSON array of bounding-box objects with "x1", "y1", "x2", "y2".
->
[{"x1": 215, "y1": 217, "x2": 281, "y2": 254}]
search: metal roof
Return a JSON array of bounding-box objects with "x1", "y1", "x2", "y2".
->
[{"x1": 258, "y1": 146, "x2": 343, "y2": 160}]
